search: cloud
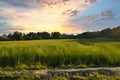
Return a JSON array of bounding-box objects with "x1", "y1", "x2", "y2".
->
[
  {"x1": 62, "y1": 0, "x2": 70, "y2": 2},
  {"x1": 100, "y1": 10, "x2": 114, "y2": 19},
  {"x1": 0, "y1": 0, "x2": 97, "y2": 16},
  {"x1": 0, "y1": 0, "x2": 37, "y2": 8},
  {"x1": 0, "y1": 24, "x2": 25, "y2": 34},
  {"x1": 0, "y1": 0, "x2": 96, "y2": 20},
  {"x1": 85, "y1": 0, "x2": 98, "y2": 4},
  {"x1": 70, "y1": 10, "x2": 79, "y2": 16},
  {"x1": 81, "y1": 9, "x2": 116, "y2": 23},
  {"x1": 0, "y1": 0, "x2": 98, "y2": 34},
  {"x1": 0, "y1": 16, "x2": 6, "y2": 20},
  {"x1": 63, "y1": 10, "x2": 79, "y2": 16},
  {"x1": 72, "y1": 8, "x2": 120, "y2": 31},
  {"x1": 0, "y1": 0, "x2": 71, "y2": 9},
  {"x1": 0, "y1": 22, "x2": 6, "y2": 25}
]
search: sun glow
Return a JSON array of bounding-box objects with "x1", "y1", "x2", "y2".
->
[{"x1": 0, "y1": 0, "x2": 97, "y2": 34}]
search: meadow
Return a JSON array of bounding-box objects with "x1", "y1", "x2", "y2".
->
[{"x1": 0, "y1": 39, "x2": 120, "y2": 69}]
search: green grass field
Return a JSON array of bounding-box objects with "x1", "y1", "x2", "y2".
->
[{"x1": 0, "y1": 39, "x2": 120, "y2": 69}]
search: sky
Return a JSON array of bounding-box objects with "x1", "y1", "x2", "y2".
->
[{"x1": 0, "y1": 0, "x2": 120, "y2": 34}]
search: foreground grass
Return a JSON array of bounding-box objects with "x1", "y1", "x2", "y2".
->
[{"x1": 0, "y1": 39, "x2": 120, "y2": 69}]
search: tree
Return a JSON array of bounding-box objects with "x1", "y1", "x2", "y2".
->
[
  {"x1": 0, "y1": 36, "x2": 10, "y2": 41},
  {"x1": 101, "y1": 28, "x2": 111, "y2": 37},
  {"x1": 51, "y1": 32, "x2": 61, "y2": 39},
  {"x1": 24, "y1": 32, "x2": 34, "y2": 40},
  {"x1": 68, "y1": 34, "x2": 76, "y2": 39},
  {"x1": 38, "y1": 32, "x2": 50, "y2": 39},
  {"x1": 13, "y1": 31, "x2": 23, "y2": 40},
  {"x1": 31, "y1": 33, "x2": 41, "y2": 40},
  {"x1": 61, "y1": 34, "x2": 69, "y2": 39},
  {"x1": 109, "y1": 26, "x2": 120, "y2": 38},
  {"x1": 8, "y1": 33, "x2": 13, "y2": 40}
]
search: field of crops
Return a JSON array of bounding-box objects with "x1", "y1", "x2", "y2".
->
[{"x1": 0, "y1": 39, "x2": 120, "y2": 69}]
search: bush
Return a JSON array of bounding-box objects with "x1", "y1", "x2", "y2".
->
[
  {"x1": 88, "y1": 72, "x2": 105, "y2": 80},
  {"x1": 51, "y1": 76, "x2": 68, "y2": 80},
  {"x1": 71, "y1": 75, "x2": 86, "y2": 80}
]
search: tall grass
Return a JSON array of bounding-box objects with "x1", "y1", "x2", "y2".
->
[{"x1": 0, "y1": 39, "x2": 120, "y2": 68}]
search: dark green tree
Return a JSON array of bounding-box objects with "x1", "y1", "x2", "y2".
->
[
  {"x1": 38, "y1": 32, "x2": 50, "y2": 39},
  {"x1": 101, "y1": 28, "x2": 111, "y2": 37},
  {"x1": 0, "y1": 36, "x2": 10, "y2": 41},
  {"x1": 51, "y1": 32, "x2": 61, "y2": 39},
  {"x1": 13, "y1": 31, "x2": 23, "y2": 40},
  {"x1": 8, "y1": 33, "x2": 13, "y2": 40}
]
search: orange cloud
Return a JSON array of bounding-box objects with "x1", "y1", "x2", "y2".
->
[{"x1": 0, "y1": 0, "x2": 96, "y2": 33}]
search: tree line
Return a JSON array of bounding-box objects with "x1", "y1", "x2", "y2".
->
[
  {"x1": 77, "y1": 26, "x2": 120, "y2": 39},
  {"x1": 0, "y1": 26, "x2": 120, "y2": 41}
]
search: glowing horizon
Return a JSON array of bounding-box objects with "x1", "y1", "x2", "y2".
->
[{"x1": 0, "y1": 0, "x2": 120, "y2": 34}]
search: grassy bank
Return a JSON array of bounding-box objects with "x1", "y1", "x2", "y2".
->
[
  {"x1": 0, "y1": 39, "x2": 120, "y2": 69},
  {"x1": 0, "y1": 70, "x2": 120, "y2": 80}
]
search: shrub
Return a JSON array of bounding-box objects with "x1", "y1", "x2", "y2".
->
[{"x1": 88, "y1": 72, "x2": 105, "y2": 80}]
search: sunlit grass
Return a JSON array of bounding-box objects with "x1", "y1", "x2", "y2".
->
[{"x1": 0, "y1": 39, "x2": 120, "y2": 69}]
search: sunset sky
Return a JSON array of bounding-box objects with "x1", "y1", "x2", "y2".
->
[{"x1": 0, "y1": 0, "x2": 120, "y2": 34}]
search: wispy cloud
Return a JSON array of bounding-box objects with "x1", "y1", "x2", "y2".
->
[{"x1": 0, "y1": 0, "x2": 120, "y2": 34}]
